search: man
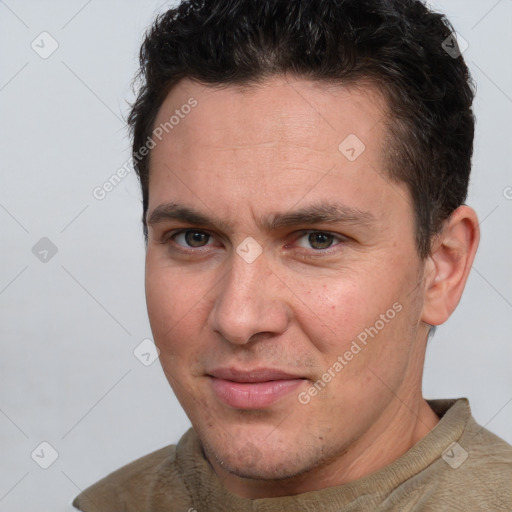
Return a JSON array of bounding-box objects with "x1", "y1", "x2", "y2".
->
[{"x1": 73, "y1": 0, "x2": 512, "y2": 510}]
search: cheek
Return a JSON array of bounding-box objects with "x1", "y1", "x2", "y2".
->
[
  {"x1": 145, "y1": 267, "x2": 175, "y2": 341},
  {"x1": 293, "y1": 276, "x2": 381, "y2": 354},
  {"x1": 292, "y1": 262, "x2": 416, "y2": 382},
  {"x1": 145, "y1": 254, "x2": 208, "y2": 354}
]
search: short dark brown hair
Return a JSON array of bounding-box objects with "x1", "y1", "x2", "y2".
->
[{"x1": 128, "y1": 0, "x2": 475, "y2": 258}]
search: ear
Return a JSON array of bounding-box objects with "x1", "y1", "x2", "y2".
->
[{"x1": 421, "y1": 205, "x2": 480, "y2": 326}]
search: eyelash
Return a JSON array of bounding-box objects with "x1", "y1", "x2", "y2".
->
[{"x1": 162, "y1": 229, "x2": 346, "y2": 257}]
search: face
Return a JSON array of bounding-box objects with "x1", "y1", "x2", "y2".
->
[{"x1": 145, "y1": 76, "x2": 432, "y2": 495}]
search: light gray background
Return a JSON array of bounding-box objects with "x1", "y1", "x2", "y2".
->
[{"x1": 1, "y1": 1, "x2": 511, "y2": 510}]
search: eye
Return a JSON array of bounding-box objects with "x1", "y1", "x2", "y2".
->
[
  {"x1": 164, "y1": 229, "x2": 346, "y2": 255},
  {"x1": 172, "y1": 230, "x2": 212, "y2": 248},
  {"x1": 294, "y1": 231, "x2": 345, "y2": 251}
]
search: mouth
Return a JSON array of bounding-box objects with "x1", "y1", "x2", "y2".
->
[{"x1": 207, "y1": 367, "x2": 307, "y2": 410}]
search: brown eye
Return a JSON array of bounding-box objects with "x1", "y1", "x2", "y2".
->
[
  {"x1": 308, "y1": 232, "x2": 335, "y2": 250},
  {"x1": 177, "y1": 230, "x2": 210, "y2": 247}
]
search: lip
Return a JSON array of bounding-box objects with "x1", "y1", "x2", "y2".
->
[{"x1": 208, "y1": 367, "x2": 306, "y2": 409}]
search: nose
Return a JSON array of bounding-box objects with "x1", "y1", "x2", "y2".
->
[{"x1": 207, "y1": 248, "x2": 290, "y2": 346}]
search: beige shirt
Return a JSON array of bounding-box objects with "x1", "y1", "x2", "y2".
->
[{"x1": 73, "y1": 398, "x2": 512, "y2": 511}]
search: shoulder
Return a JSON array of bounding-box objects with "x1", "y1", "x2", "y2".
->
[
  {"x1": 421, "y1": 399, "x2": 512, "y2": 510},
  {"x1": 458, "y1": 404, "x2": 512, "y2": 471},
  {"x1": 72, "y1": 443, "x2": 177, "y2": 511},
  {"x1": 457, "y1": 411, "x2": 512, "y2": 479}
]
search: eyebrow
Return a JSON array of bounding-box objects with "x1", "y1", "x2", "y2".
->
[{"x1": 146, "y1": 201, "x2": 376, "y2": 232}]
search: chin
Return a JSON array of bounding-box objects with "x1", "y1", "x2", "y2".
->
[
  {"x1": 208, "y1": 443, "x2": 307, "y2": 480},
  {"x1": 199, "y1": 424, "x2": 319, "y2": 481}
]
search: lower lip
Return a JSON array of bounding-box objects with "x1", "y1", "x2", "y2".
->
[{"x1": 210, "y1": 377, "x2": 305, "y2": 409}]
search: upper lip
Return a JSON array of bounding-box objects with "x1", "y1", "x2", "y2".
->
[{"x1": 208, "y1": 367, "x2": 304, "y2": 383}]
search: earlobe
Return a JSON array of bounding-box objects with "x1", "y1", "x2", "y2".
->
[{"x1": 421, "y1": 206, "x2": 480, "y2": 326}]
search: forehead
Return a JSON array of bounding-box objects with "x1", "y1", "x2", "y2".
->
[
  {"x1": 152, "y1": 76, "x2": 389, "y2": 152},
  {"x1": 146, "y1": 75, "x2": 408, "y2": 230}
]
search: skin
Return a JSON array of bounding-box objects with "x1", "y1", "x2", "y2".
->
[{"x1": 144, "y1": 76, "x2": 480, "y2": 498}]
